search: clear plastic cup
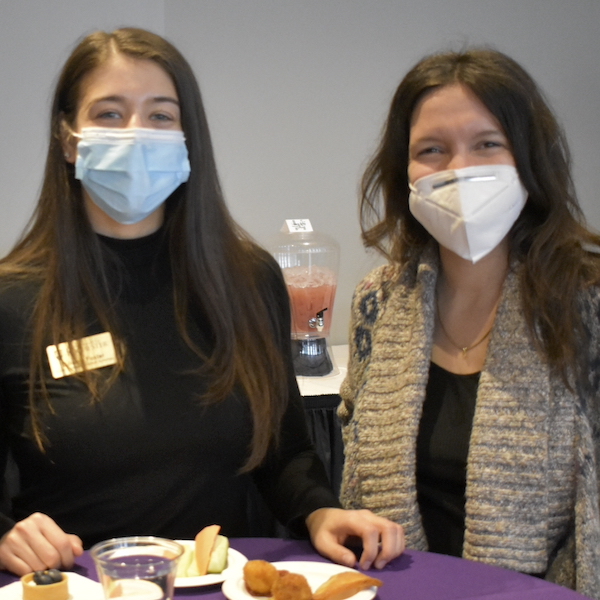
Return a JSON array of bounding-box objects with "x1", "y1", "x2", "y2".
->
[{"x1": 90, "y1": 536, "x2": 183, "y2": 600}]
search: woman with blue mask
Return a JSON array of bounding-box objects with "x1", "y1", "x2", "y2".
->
[
  {"x1": 339, "y1": 48, "x2": 600, "y2": 598},
  {"x1": 0, "y1": 28, "x2": 404, "y2": 576}
]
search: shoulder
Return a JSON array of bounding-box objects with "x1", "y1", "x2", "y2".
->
[
  {"x1": 0, "y1": 276, "x2": 40, "y2": 316},
  {"x1": 349, "y1": 257, "x2": 421, "y2": 324},
  {"x1": 580, "y1": 283, "x2": 600, "y2": 335},
  {"x1": 580, "y1": 284, "x2": 600, "y2": 309},
  {"x1": 578, "y1": 284, "x2": 600, "y2": 337},
  {"x1": 244, "y1": 243, "x2": 287, "y2": 297},
  {"x1": 345, "y1": 263, "x2": 399, "y2": 365},
  {"x1": 240, "y1": 243, "x2": 290, "y2": 332},
  {"x1": 354, "y1": 263, "x2": 399, "y2": 296},
  {"x1": 348, "y1": 265, "x2": 393, "y2": 331},
  {"x1": 351, "y1": 246, "x2": 435, "y2": 305},
  {"x1": 0, "y1": 277, "x2": 41, "y2": 359},
  {"x1": 572, "y1": 284, "x2": 600, "y2": 395}
]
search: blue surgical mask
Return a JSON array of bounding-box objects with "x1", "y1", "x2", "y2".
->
[{"x1": 74, "y1": 127, "x2": 191, "y2": 225}]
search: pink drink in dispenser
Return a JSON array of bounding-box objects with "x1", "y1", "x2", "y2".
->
[
  {"x1": 269, "y1": 220, "x2": 340, "y2": 376},
  {"x1": 285, "y1": 266, "x2": 337, "y2": 337}
]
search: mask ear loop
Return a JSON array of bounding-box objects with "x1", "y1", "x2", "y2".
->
[{"x1": 59, "y1": 119, "x2": 81, "y2": 165}]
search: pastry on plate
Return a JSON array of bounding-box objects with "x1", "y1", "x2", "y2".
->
[
  {"x1": 313, "y1": 571, "x2": 383, "y2": 600},
  {"x1": 243, "y1": 559, "x2": 280, "y2": 595},
  {"x1": 271, "y1": 571, "x2": 312, "y2": 600},
  {"x1": 21, "y1": 570, "x2": 68, "y2": 600}
]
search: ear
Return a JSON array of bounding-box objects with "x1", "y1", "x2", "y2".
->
[{"x1": 60, "y1": 116, "x2": 77, "y2": 165}]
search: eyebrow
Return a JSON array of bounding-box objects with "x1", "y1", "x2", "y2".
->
[
  {"x1": 152, "y1": 96, "x2": 180, "y2": 106},
  {"x1": 410, "y1": 128, "x2": 506, "y2": 144},
  {"x1": 472, "y1": 128, "x2": 506, "y2": 137},
  {"x1": 89, "y1": 95, "x2": 180, "y2": 106}
]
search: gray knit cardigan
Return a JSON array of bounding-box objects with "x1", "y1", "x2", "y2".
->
[{"x1": 338, "y1": 248, "x2": 600, "y2": 598}]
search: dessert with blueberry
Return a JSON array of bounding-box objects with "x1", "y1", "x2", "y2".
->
[{"x1": 21, "y1": 569, "x2": 68, "y2": 600}]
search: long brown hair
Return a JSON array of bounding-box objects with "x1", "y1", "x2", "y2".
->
[
  {"x1": 361, "y1": 47, "x2": 600, "y2": 383},
  {"x1": 0, "y1": 28, "x2": 289, "y2": 471}
]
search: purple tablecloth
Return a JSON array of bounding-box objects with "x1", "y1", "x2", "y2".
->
[{"x1": 0, "y1": 537, "x2": 592, "y2": 599}]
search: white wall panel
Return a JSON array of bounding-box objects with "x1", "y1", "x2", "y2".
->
[
  {"x1": 0, "y1": 1, "x2": 598, "y2": 344},
  {"x1": 164, "y1": 0, "x2": 600, "y2": 343}
]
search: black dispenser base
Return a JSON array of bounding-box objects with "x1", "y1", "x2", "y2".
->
[{"x1": 291, "y1": 337, "x2": 333, "y2": 377}]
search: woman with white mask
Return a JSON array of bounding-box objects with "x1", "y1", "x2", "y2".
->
[
  {"x1": 339, "y1": 48, "x2": 600, "y2": 598},
  {"x1": 0, "y1": 28, "x2": 404, "y2": 576}
]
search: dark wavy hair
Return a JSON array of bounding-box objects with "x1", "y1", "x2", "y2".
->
[
  {"x1": 0, "y1": 28, "x2": 289, "y2": 470},
  {"x1": 361, "y1": 47, "x2": 600, "y2": 383}
]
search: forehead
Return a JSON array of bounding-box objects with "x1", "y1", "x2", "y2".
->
[
  {"x1": 410, "y1": 83, "x2": 501, "y2": 133},
  {"x1": 77, "y1": 52, "x2": 177, "y2": 106}
]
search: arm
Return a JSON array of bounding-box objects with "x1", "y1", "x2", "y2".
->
[
  {"x1": 0, "y1": 286, "x2": 83, "y2": 575},
  {"x1": 0, "y1": 404, "x2": 81, "y2": 575},
  {"x1": 250, "y1": 253, "x2": 341, "y2": 530},
  {"x1": 252, "y1": 254, "x2": 404, "y2": 569},
  {"x1": 252, "y1": 394, "x2": 405, "y2": 569},
  {"x1": 337, "y1": 286, "x2": 363, "y2": 428},
  {"x1": 0, "y1": 401, "x2": 81, "y2": 576},
  {"x1": 0, "y1": 407, "x2": 16, "y2": 539},
  {"x1": 337, "y1": 267, "x2": 392, "y2": 430},
  {"x1": 307, "y1": 272, "x2": 404, "y2": 570}
]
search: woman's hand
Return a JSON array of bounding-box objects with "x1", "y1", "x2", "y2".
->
[
  {"x1": 0, "y1": 513, "x2": 83, "y2": 576},
  {"x1": 306, "y1": 507, "x2": 405, "y2": 570}
]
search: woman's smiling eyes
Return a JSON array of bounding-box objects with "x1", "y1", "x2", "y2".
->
[
  {"x1": 412, "y1": 137, "x2": 509, "y2": 159},
  {"x1": 478, "y1": 139, "x2": 506, "y2": 150},
  {"x1": 416, "y1": 145, "x2": 442, "y2": 156},
  {"x1": 93, "y1": 111, "x2": 176, "y2": 122},
  {"x1": 86, "y1": 101, "x2": 180, "y2": 128},
  {"x1": 150, "y1": 112, "x2": 175, "y2": 122},
  {"x1": 94, "y1": 109, "x2": 121, "y2": 121}
]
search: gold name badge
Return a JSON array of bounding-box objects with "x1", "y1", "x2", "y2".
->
[{"x1": 46, "y1": 332, "x2": 117, "y2": 379}]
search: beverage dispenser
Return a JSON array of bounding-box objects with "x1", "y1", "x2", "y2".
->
[{"x1": 269, "y1": 219, "x2": 339, "y2": 377}]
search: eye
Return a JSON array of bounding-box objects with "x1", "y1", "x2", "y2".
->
[
  {"x1": 480, "y1": 140, "x2": 503, "y2": 149},
  {"x1": 147, "y1": 106, "x2": 181, "y2": 128},
  {"x1": 150, "y1": 112, "x2": 175, "y2": 122},
  {"x1": 89, "y1": 109, "x2": 124, "y2": 126},
  {"x1": 419, "y1": 146, "x2": 443, "y2": 155},
  {"x1": 474, "y1": 135, "x2": 511, "y2": 153},
  {"x1": 96, "y1": 110, "x2": 122, "y2": 120},
  {"x1": 411, "y1": 145, "x2": 445, "y2": 162}
]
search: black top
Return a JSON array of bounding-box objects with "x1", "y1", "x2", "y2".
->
[
  {"x1": 0, "y1": 228, "x2": 340, "y2": 547},
  {"x1": 416, "y1": 361, "x2": 479, "y2": 556}
]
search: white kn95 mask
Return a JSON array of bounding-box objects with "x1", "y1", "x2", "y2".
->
[{"x1": 408, "y1": 164, "x2": 528, "y2": 263}]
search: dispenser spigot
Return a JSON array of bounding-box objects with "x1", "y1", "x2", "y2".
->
[{"x1": 308, "y1": 308, "x2": 328, "y2": 332}]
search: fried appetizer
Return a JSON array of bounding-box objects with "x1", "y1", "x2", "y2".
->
[
  {"x1": 313, "y1": 571, "x2": 383, "y2": 600},
  {"x1": 243, "y1": 559, "x2": 280, "y2": 596},
  {"x1": 271, "y1": 571, "x2": 312, "y2": 600}
]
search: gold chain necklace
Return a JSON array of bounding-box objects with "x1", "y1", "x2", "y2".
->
[{"x1": 436, "y1": 298, "x2": 494, "y2": 358}]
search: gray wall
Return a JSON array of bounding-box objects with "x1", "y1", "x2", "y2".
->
[{"x1": 1, "y1": 1, "x2": 599, "y2": 344}]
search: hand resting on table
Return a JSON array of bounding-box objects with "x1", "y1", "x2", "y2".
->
[
  {"x1": 0, "y1": 512, "x2": 83, "y2": 576},
  {"x1": 306, "y1": 507, "x2": 405, "y2": 570},
  {"x1": 0, "y1": 508, "x2": 404, "y2": 576}
]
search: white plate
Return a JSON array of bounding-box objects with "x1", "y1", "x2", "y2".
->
[
  {"x1": 0, "y1": 572, "x2": 104, "y2": 600},
  {"x1": 174, "y1": 540, "x2": 248, "y2": 588},
  {"x1": 222, "y1": 560, "x2": 379, "y2": 600}
]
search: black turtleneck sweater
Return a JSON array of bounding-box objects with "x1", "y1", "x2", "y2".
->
[{"x1": 0, "y1": 229, "x2": 339, "y2": 547}]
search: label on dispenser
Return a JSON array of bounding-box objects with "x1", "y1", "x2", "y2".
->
[{"x1": 281, "y1": 219, "x2": 313, "y2": 233}]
